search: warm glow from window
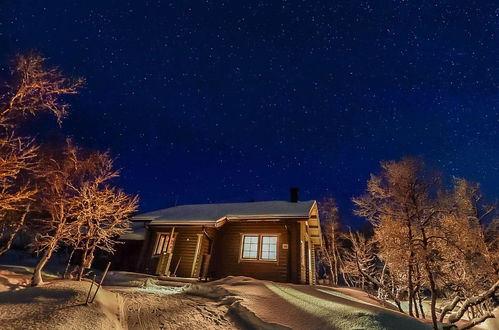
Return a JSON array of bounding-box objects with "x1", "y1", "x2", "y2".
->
[
  {"x1": 242, "y1": 235, "x2": 259, "y2": 259},
  {"x1": 261, "y1": 236, "x2": 277, "y2": 260},
  {"x1": 241, "y1": 234, "x2": 278, "y2": 261}
]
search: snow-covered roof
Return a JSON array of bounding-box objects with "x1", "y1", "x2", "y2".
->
[
  {"x1": 132, "y1": 200, "x2": 316, "y2": 226},
  {"x1": 120, "y1": 221, "x2": 147, "y2": 240}
]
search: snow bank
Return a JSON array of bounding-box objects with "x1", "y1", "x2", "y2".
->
[
  {"x1": 103, "y1": 270, "x2": 157, "y2": 287},
  {"x1": 104, "y1": 271, "x2": 183, "y2": 295},
  {"x1": 0, "y1": 280, "x2": 123, "y2": 330}
]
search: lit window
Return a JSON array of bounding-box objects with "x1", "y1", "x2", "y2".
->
[
  {"x1": 261, "y1": 236, "x2": 277, "y2": 260},
  {"x1": 241, "y1": 235, "x2": 278, "y2": 261},
  {"x1": 154, "y1": 233, "x2": 170, "y2": 255},
  {"x1": 242, "y1": 235, "x2": 259, "y2": 259}
]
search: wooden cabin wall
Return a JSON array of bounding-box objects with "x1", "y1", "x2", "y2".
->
[
  {"x1": 211, "y1": 221, "x2": 295, "y2": 283},
  {"x1": 147, "y1": 225, "x2": 205, "y2": 278},
  {"x1": 287, "y1": 221, "x2": 300, "y2": 283},
  {"x1": 170, "y1": 226, "x2": 203, "y2": 277}
]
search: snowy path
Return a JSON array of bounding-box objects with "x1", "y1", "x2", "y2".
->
[{"x1": 110, "y1": 287, "x2": 239, "y2": 330}]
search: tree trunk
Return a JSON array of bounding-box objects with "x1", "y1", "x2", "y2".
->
[
  {"x1": 406, "y1": 217, "x2": 415, "y2": 317},
  {"x1": 355, "y1": 253, "x2": 404, "y2": 313},
  {"x1": 322, "y1": 247, "x2": 336, "y2": 286},
  {"x1": 331, "y1": 230, "x2": 338, "y2": 285},
  {"x1": 31, "y1": 246, "x2": 55, "y2": 286},
  {"x1": 417, "y1": 290, "x2": 425, "y2": 319},
  {"x1": 447, "y1": 279, "x2": 499, "y2": 324},
  {"x1": 63, "y1": 247, "x2": 77, "y2": 279},
  {"x1": 78, "y1": 243, "x2": 90, "y2": 281},
  {"x1": 413, "y1": 290, "x2": 420, "y2": 318},
  {"x1": 0, "y1": 207, "x2": 29, "y2": 256},
  {"x1": 419, "y1": 227, "x2": 438, "y2": 330}
]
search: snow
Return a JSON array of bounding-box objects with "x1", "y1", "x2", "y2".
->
[
  {"x1": 474, "y1": 307, "x2": 499, "y2": 330},
  {"x1": 0, "y1": 279, "x2": 123, "y2": 330},
  {"x1": 0, "y1": 267, "x2": 493, "y2": 330},
  {"x1": 112, "y1": 287, "x2": 236, "y2": 329},
  {"x1": 0, "y1": 267, "x2": 236, "y2": 329},
  {"x1": 104, "y1": 270, "x2": 157, "y2": 287},
  {"x1": 186, "y1": 276, "x2": 433, "y2": 330}
]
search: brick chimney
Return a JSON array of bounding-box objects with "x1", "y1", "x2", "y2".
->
[{"x1": 290, "y1": 187, "x2": 299, "y2": 203}]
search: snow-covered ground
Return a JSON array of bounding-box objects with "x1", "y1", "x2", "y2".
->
[
  {"x1": 186, "y1": 276, "x2": 433, "y2": 330},
  {"x1": 0, "y1": 266, "x2": 238, "y2": 330},
  {"x1": 0, "y1": 277, "x2": 123, "y2": 330},
  {"x1": 0, "y1": 266, "x2": 495, "y2": 330}
]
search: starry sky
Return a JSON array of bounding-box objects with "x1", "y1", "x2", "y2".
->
[{"x1": 1, "y1": 1, "x2": 497, "y2": 226}]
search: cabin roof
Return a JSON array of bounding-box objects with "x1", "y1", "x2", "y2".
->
[{"x1": 132, "y1": 200, "x2": 316, "y2": 225}]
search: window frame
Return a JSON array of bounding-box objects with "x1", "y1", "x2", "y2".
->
[
  {"x1": 240, "y1": 235, "x2": 260, "y2": 260},
  {"x1": 239, "y1": 234, "x2": 279, "y2": 263}
]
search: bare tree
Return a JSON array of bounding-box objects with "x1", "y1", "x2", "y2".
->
[
  {"x1": 68, "y1": 152, "x2": 138, "y2": 280},
  {"x1": 354, "y1": 158, "x2": 498, "y2": 329},
  {"x1": 343, "y1": 230, "x2": 404, "y2": 313},
  {"x1": 0, "y1": 52, "x2": 83, "y2": 254},
  {"x1": 318, "y1": 198, "x2": 344, "y2": 285},
  {"x1": 1, "y1": 52, "x2": 84, "y2": 126},
  {"x1": 353, "y1": 158, "x2": 434, "y2": 320}
]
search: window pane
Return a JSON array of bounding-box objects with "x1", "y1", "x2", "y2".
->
[
  {"x1": 242, "y1": 236, "x2": 259, "y2": 259},
  {"x1": 261, "y1": 236, "x2": 277, "y2": 260},
  {"x1": 155, "y1": 235, "x2": 165, "y2": 254}
]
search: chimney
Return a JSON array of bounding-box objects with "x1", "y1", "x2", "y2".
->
[{"x1": 290, "y1": 187, "x2": 299, "y2": 203}]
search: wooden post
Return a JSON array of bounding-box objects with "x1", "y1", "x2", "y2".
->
[
  {"x1": 90, "y1": 262, "x2": 111, "y2": 304},
  {"x1": 85, "y1": 274, "x2": 97, "y2": 305}
]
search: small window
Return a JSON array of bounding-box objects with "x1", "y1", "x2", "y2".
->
[
  {"x1": 261, "y1": 236, "x2": 277, "y2": 260},
  {"x1": 242, "y1": 235, "x2": 259, "y2": 259},
  {"x1": 154, "y1": 233, "x2": 170, "y2": 255},
  {"x1": 241, "y1": 234, "x2": 278, "y2": 261}
]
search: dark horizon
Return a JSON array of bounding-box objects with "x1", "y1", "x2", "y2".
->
[{"x1": 1, "y1": 1, "x2": 497, "y2": 228}]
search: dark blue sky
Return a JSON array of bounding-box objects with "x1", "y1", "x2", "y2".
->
[{"x1": 1, "y1": 1, "x2": 497, "y2": 226}]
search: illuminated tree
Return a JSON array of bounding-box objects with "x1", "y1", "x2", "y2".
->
[
  {"x1": 0, "y1": 52, "x2": 83, "y2": 254},
  {"x1": 68, "y1": 152, "x2": 138, "y2": 280},
  {"x1": 353, "y1": 157, "x2": 434, "y2": 320},
  {"x1": 354, "y1": 158, "x2": 498, "y2": 329},
  {"x1": 31, "y1": 141, "x2": 138, "y2": 285},
  {"x1": 436, "y1": 179, "x2": 499, "y2": 329},
  {"x1": 30, "y1": 141, "x2": 84, "y2": 286},
  {"x1": 342, "y1": 230, "x2": 404, "y2": 313},
  {"x1": 1, "y1": 52, "x2": 84, "y2": 126}
]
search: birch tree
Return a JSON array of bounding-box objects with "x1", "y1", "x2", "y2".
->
[
  {"x1": 68, "y1": 152, "x2": 138, "y2": 280},
  {"x1": 0, "y1": 52, "x2": 82, "y2": 253},
  {"x1": 318, "y1": 198, "x2": 344, "y2": 285},
  {"x1": 354, "y1": 159, "x2": 498, "y2": 329},
  {"x1": 30, "y1": 141, "x2": 83, "y2": 286}
]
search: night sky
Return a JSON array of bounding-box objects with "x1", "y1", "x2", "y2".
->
[{"x1": 1, "y1": 1, "x2": 497, "y2": 226}]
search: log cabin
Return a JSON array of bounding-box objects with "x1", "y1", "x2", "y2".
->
[{"x1": 114, "y1": 190, "x2": 322, "y2": 284}]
